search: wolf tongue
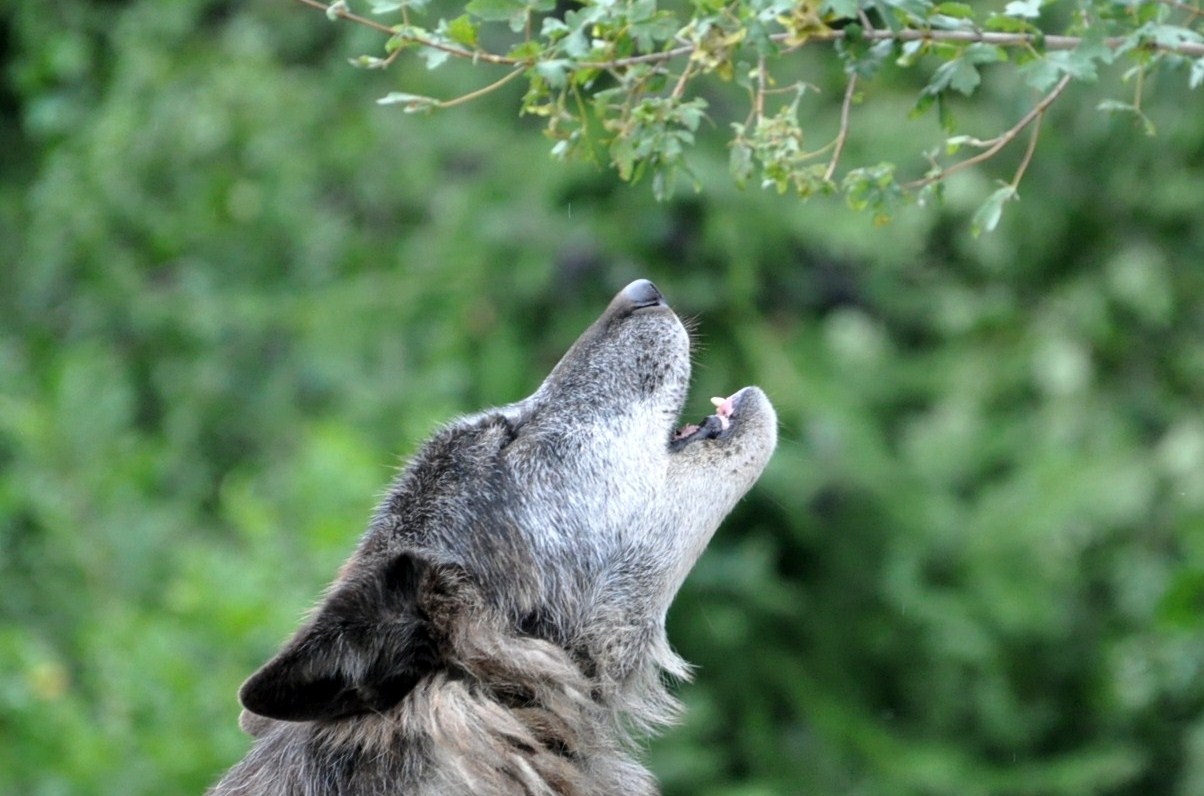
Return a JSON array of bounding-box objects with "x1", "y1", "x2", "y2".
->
[{"x1": 673, "y1": 423, "x2": 701, "y2": 440}]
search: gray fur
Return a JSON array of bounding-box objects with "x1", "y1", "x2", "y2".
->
[{"x1": 209, "y1": 280, "x2": 777, "y2": 795}]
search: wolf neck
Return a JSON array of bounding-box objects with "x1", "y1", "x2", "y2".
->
[{"x1": 212, "y1": 637, "x2": 668, "y2": 796}]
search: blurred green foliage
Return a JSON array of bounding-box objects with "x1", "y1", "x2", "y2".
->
[{"x1": 2, "y1": 1, "x2": 1203, "y2": 795}]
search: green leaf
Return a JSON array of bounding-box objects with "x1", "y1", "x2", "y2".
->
[
  {"x1": 325, "y1": 0, "x2": 348, "y2": 21},
  {"x1": 347, "y1": 54, "x2": 389, "y2": 69},
  {"x1": 821, "y1": 0, "x2": 860, "y2": 17},
  {"x1": 897, "y1": 38, "x2": 925, "y2": 67},
  {"x1": 1019, "y1": 57, "x2": 1059, "y2": 92},
  {"x1": 1096, "y1": 99, "x2": 1156, "y2": 136},
  {"x1": 444, "y1": 15, "x2": 479, "y2": 49},
  {"x1": 506, "y1": 40, "x2": 542, "y2": 60},
  {"x1": 910, "y1": 90, "x2": 935, "y2": 118},
  {"x1": 385, "y1": 27, "x2": 423, "y2": 54},
  {"x1": 376, "y1": 92, "x2": 439, "y2": 112},
  {"x1": 535, "y1": 59, "x2": 570, "y2": 89},
  {"x1": 878, "y1": 0, "x2": 932, "y2": 20},
  {"x1": 1020, "y1": 45, "x2": 1104, "y2": 92},
  {"x1": 842, "y1": 162, "x2": 899, "y2": 222},
  {"x1": 465, "y1": 0, "x2": 526, "y2": 22},
  {"x1": 676, "y1": 99, "x2": 708, "y2": 132},
  {"x1": 628, "y1": 4, "x2": 679, "y2": 51},
  {"x1": 540, "y1": 17, "x2": 569, "y2": 38},
  {"x1": 1141, "y1": 23, "x2": 1204, "y2": 50},
  {"x1": 944, "y1": 134, "x2": 974, "y2": 154},
  {"x1": 937, "y1": 93, "x2": 956, "y2": 132},
  {"x1": 370, "y1": 0, "x2": 429, "y2": 12},
  {"x1": 921, "y1": 43, "x2": 1004, "y2": 97},
  {"x1": 420, "y1": 46, "x2": 450, "y2": 70},
  {"x1": 1003, "y1": 0, "x2": 1041, "y2": 19},
  {"x1": 971, "y1": 185, "x2": 1017, "y2": 236},
  {"x1": 964, "y1": 43, "x2": 1007, "y2": 65},
  {"x1": 930, "y1": 56, "x2": 981, "y2": 95},
  {"x1": 935, "y1": 3, "x2": 974, "y2": 19},
  {"x1": 984, "y1": 13, "x2": 1031, "y2": 33}
]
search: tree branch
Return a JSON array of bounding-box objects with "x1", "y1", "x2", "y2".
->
[
  {"x1": 824, "y1": 74, "x2": 857, "y2": 183},
  {"x1": 294, "y1": 0, "x2": 1201, "y2": 218},
  {"x1": 295, "y1": 0, "x2": 527, "y2": 66},
  {"x1": 295, "y1": 0, "x2": 1204, "y2": 68},
  {"x1": 904, "y1": 74, "x2": 1073, "y2": 190},
  {"x1": 822, "y1": 27, "x2": 1204, "y2": 58}
]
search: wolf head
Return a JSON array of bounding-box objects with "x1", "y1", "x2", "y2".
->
[{"x1": 236, "y1": 279, "x2": 776, "y2": 741}]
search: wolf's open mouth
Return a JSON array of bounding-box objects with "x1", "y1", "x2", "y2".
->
[{"x1": 670, "y1": 391, "x2": 739, "y2": 451}]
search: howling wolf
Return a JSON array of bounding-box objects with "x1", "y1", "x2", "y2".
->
[{"x1": 210, "y1": 279, "x2": 777, "y2": 795}]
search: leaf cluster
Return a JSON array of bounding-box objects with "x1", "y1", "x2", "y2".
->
[{"x1": 313, "y1": 0, "x2": 1204, "y2": 226}]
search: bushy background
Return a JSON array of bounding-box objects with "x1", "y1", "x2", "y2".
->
[{"x1": 2, "y1": 1, "x2": 1203, "y2": 794}]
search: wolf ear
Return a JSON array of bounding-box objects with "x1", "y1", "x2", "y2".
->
[{"x1": 239, "y1": 553, "x2": 440, "y2": 722}]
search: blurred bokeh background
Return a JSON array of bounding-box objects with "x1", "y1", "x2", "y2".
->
[{"x1": 3, "y1": 1, "x2": 1204, "y2": 794}]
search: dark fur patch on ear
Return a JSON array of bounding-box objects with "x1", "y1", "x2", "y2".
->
[
  {"x1": 240, "y1": 665, "x2": 361, "y2": 722},
  {"x1": 238, "y1": 552, "x2": 440, "y2": 722}
]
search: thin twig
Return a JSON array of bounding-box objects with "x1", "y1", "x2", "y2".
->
[
  {"x1": 1010, "y1": 109, "x2": 1043, "y2": 189},
  {"x1": 824, "y1": 73, "x2": 857, "y2": 182},
  {"x1": 295, "y1": 0, "x2": 524, "y2": 66},
  {"x1": 671, "y1": 58, "x2": 695, "y2": 100},
  {"x1": 297, "y1": 0, "x2": 393, "y2": 34},
  {"x1": 904, "y1": 74, "x2": 1073, "y2": 190},
  {"x1": 435, "y1": 67, "x2": 526, "y2": 109}
]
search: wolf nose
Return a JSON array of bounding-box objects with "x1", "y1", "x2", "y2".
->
[{"x1": 620, "y1": 279, "x2": 665, "y2": 310}]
